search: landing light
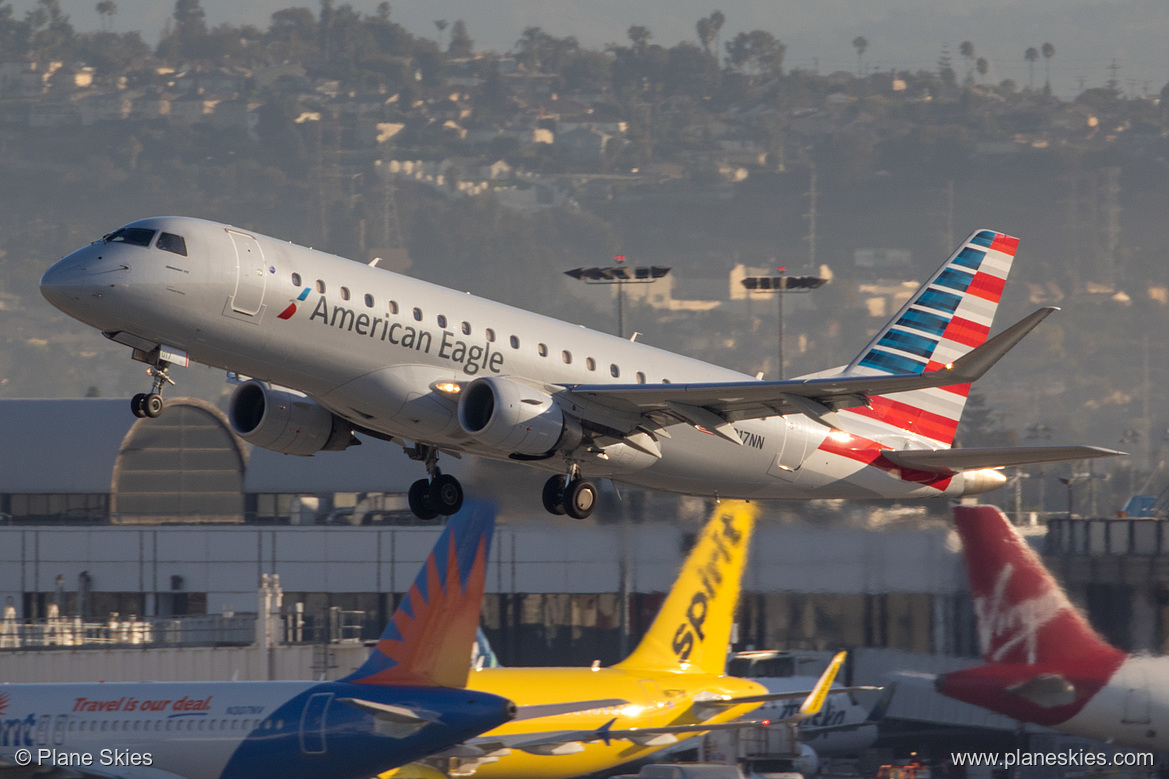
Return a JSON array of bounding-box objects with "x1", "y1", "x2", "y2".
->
[
  {"x1": 432, "y1": 381, "x2": 462, "y2": 396},
  {"x1": 827, "y1": 430, "x2": 852, "y2": 443}
]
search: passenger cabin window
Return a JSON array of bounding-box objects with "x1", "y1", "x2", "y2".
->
[
  {"x1": 538, "y1": 343, "x2": 548, "y2": 357},
  {"x1": 437, "y1": 314, "x2": 448, "y2": 328},
  {"x1": 461, "y1": 322, "x2": 471, "y2": 335},
  {"x1": 156, "y1": 232, "x2": 187, "y2": 256},
  {"x1": 610, "y1": 364, "x2": 620, "y2": 378},
  {"x1": 562, "y1": 350, "x2": 572, "y2": 364},
  {"x1": 104, "y1": 227, "x2": 155, "y2": 246},
  {"x1": 413, "y1": 307, "x2": 423, "y2": 321},
  {"x1": 636, "y1": 371, "x2": 646, "y2": 384},
  {"x1": 291, "y1": 273, "x2": 302, "y2": 286},
  {"x1": 364, "y1": 293, "x2": 374, "y2": 308},
  {"x1": 340, "y1": 286, "x2": 350, "y2": 301},
  {"x1": 316, "y1": 280, "x2": 326, "y2": 293},
  {"x1": 486, "y1": 328, "x2": 496, "y2": 342},
  {"x1": 389, "y1": 300, "x2": 399, "y2": 314},
  {"x1": 586, "y1": 357, "x2": 596, "y2": 371},
  {"x1": 510, "y1": 335, "x2": 520, "y2": 349}
]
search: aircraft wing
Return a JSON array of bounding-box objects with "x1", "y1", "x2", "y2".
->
[
  {"x1": 883, "y1": 445, "x2": 1125, "y2": 473},
  {"x1": 563, "y1": 308, "x2": 1055, "y2": 440}
]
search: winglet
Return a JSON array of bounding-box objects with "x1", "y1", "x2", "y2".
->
[
  {"x1": 342, "y1": 503, "x2": 494, "y2": 687},
  {"x1": 946, "y1": 307, "x2": 1056, "y2": 383},
  {"x1": 795, "y1": 651, "x2": 847, "y2": 721}
]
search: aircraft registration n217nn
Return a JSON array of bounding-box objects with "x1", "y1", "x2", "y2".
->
[
  {"x1": 40, "y1": 218, "x2": 1122, "y2": 519},
  {"x1": 0, "y1": 507, "x2": 517, "y2": 779}
]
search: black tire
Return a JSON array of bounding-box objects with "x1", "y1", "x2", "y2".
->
[
  {"x1": 430, "y1": 473, "x2": 464, "y2": 516},
  {"x1": 542, "y1": 475, "x2": 567, "y2": 515},
  {"x1": 143, "y1": 393, "x2": 164, "y2": 418},
  {"x1": 408, "y1": 478, "x2": 440, "y2": 520},
  {"x1": 130, "y1": 393, "x2": 147, "y2": 418},
  {"x1": 564, "y1": 479, "x2": 598, "y2": 520}
]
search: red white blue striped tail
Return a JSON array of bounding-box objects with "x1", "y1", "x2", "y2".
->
[{"x1": 840, "y1": 230, "x2": 1019, "y2": 447}]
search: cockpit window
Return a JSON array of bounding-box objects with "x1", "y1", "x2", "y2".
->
[
  {"x1": 104, "y1": 227, "x2": 156, "y2": 247},
  {"x1": 156, "y1": 232, "x2": 188, "y2": 257}
]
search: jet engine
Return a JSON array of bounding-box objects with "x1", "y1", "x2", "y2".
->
[
  {"x1": 457, "y1": 377, "x2": 581, "y2": 456},
  {"x1": 228, "y1": 379, "x2": 355, "y2": 456}
]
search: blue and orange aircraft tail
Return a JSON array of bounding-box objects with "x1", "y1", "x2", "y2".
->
[{"x1": 343, "y1": 504, "x2": 494, "y2": 688}]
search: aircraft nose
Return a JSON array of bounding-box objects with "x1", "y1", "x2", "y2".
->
[{"x1": 40, "y1": 252, "x2": 100, "y2": 312}]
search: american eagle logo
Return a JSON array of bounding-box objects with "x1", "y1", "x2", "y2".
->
[{"x1": 278, "y1": 287, "x2": 311, "y2": 320}]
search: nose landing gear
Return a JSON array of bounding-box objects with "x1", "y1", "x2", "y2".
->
[
  {"x1": 405, "y1": 444, "x2": 464, "y2": 520},
  {"x1": 130, "y1": 357, "x2": 176, "y2": 419}
]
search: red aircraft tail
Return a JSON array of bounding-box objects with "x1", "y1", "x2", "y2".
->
[{"x1": 954, "y1": 505, "x2": 1121, "y2": 667}]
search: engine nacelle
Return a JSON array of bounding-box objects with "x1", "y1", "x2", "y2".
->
[
  {"x1": 228, "y1": 379, "x2": 354, "y2": 456},
  {"x1": 457, "y1": 377, "x2": 581, "y2": 456}
]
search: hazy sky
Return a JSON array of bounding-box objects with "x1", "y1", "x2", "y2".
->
[{"x1": 19, "y1": 0, "x2": 1169, "y2": 98}]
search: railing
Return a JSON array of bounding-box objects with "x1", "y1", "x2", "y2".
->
[
  {"x1": 1047, "y1": 517, "x2": 1169, "y2": 557},
  {"x1": 0, "y1": 609, "x2": 370, "y2": 651}
]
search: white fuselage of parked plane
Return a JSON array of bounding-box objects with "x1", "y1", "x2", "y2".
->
[{"x1": 41, "y1": 216, "x2": 1004, "y2": 501}]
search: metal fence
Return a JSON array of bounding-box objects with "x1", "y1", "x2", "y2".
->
[{"x1": 1046, "y1": 517, "x2": 1169, "y2": 557}]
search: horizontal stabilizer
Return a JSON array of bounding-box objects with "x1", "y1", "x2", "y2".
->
[
  {"x1": 695, "y1": 685, "x2": 881, "y2": 715},
  {"x1": 337, "y1": 697, "x2": 441, "y2": 724},
  {"x1": 883, "y1": 445, "x2": 1126, "y2": 474}
]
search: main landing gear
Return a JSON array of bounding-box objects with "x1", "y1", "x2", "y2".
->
[
  {"x1": 130, "y1": 357, "x2": 175, "y2": 419},
  {"x1": 406, "y1": 444, "x2": 464, "y2": 521},
  {"x1": 541, "y1": 466, "x2": 598, "y2": 520}
]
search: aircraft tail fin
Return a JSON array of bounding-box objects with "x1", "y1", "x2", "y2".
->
[
  {"x1": 615, "y1": 501, "x2": 755, "y2": 676},
  {"x1": 342, "y1": 504, "x2": 494, "y2": 687},
  {"x1": 839, "y1": 230, "x2": 1019, "y2": 447},
  {"x1": 954, "y1": 505, "x2": 1122, "y2": 667}
]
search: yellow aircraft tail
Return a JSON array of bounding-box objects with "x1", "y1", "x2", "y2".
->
[{"x1": 615, "y1": 500, "x2": 756, "y2": 675}]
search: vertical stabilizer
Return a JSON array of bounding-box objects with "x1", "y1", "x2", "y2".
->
[
  {"x1": 841, "y1": 230, "x2": 1019, "y2": 446},
  {"x1": 343, "y1": 504, "x2": 494, "y2": 687},
  {"x1": 954, "y1": 505, "x2": 1122, "y2": 666},
  {"x1": 615, "y1": 501, "x2": 755, "y2": 675}
]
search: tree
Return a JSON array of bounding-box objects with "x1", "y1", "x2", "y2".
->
[
  {"x1": 697, "y1": 15, "x2": 715, "y2": 53},
  {"x1": 726, "y1": 30, "x2": 784, "y2": 80},
  {"x1": 1024, "y1": 46, "x2": 1039, "y2": 89},
  {"x1": 96, "y1": 0, "x2": 116, "y2": 31},
  {"x1": 709, "y1": 10, "x2": 725, "y2": 57},
  {"x1": 852, "y1": 35, "x2": 867, "y2": 76},
  {"x1": 447, "y1": 19, "x2": 472, "y2": 58},
  {"x1": 976, "y1": 56, "x2": 989, "y2": 80},
  {"x1": 1041, "y1": 41, "x2": 1055, "y2": 92},
  {"x1": 433, "y1": 18, "x2": 447, "y2": 48},
  {"x1": 627, "y1": 24, "x2": 651, "y2": 53},
  {"x1": 959, "y1": 40, "x2": 974, "y2": 82}
]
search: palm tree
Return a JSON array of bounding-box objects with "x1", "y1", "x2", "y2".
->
[
  {"x1": 627, "y1": 24, "x2": 651, "y2": 53},
  {"x1": 976, "y1": 56, "x2": 989, "y2": 81},
  {"x1": 434, "y1": 19, "x2": 448, "y2": 49},
  {"x1": 852, "y1": 35, "x2": 867, "y2": 76},
  {"x1": 959, "y1": 40, "x2": 974, "y2": 82},
  {"x1": 1041, "y1": 42, "x2": 1055, "y2": 92},
  {"x1": 697, "y1": 15, "x2": 715, "y2": 53},
  {"x1": 1024, "y1": 46, "x2": 1039, "y2": 89},
  {"x1": 96, "y1": 0, "x2": 117, "y2": 31},
  {"x1": 710, "y1": 10, "x2": 725, "y2": 60}
]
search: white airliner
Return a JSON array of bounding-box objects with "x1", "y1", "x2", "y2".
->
[
  {"x1": 40, "y1": 218, "x2": 1121, "y2": 519},
  {"x1": 936, "y1": 505, "x2": 1169, "y2": 752},
  {"x1": 0, "y1": 508, "x2": 517, "y2": 779}
]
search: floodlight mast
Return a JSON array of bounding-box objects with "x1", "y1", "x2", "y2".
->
[
  {"x1": 740, "y1": 270, "x2": 827, "y2": 379},
  {"x1": 564, "y1": 258, "x2": 671, "y2": 339}
]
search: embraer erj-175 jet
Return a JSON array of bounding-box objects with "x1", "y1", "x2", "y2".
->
[
  {"x1": 936, "y1": 505, "x2": 1169, "y2": 753},
  {"x1": 0, "y1": 509, "x2": 516, "y2": 779},
  {"x1": 41, "y1": 218, "x2": 1120, "y2": 519}
]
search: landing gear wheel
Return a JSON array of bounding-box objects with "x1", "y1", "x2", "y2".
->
[
  {"x1": 131, "y1": 393, "x2": 147, "y2": 418},
  {"x1": 564, "y1": 479, "x2": 598, "y2": 520},
  {"x1": 143, "y1": 393, "x2": 165, "y2": 418},
  {"x1": 542, "y1": 475, "x2": 567, "y2": 516},
  {"x1": 408, "y1": 478, "x2": 440, "y2": 520},
  {"x1": 430, "y1": 473, "x2": 464, "y2": 516}
]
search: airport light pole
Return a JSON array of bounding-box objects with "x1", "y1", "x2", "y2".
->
[
  {"x1": 565, "y1": 257, "x2": 671, "y2": 339},
  {"x1": 740, "y1": 268, "x2": 827, "y2": 379}
]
